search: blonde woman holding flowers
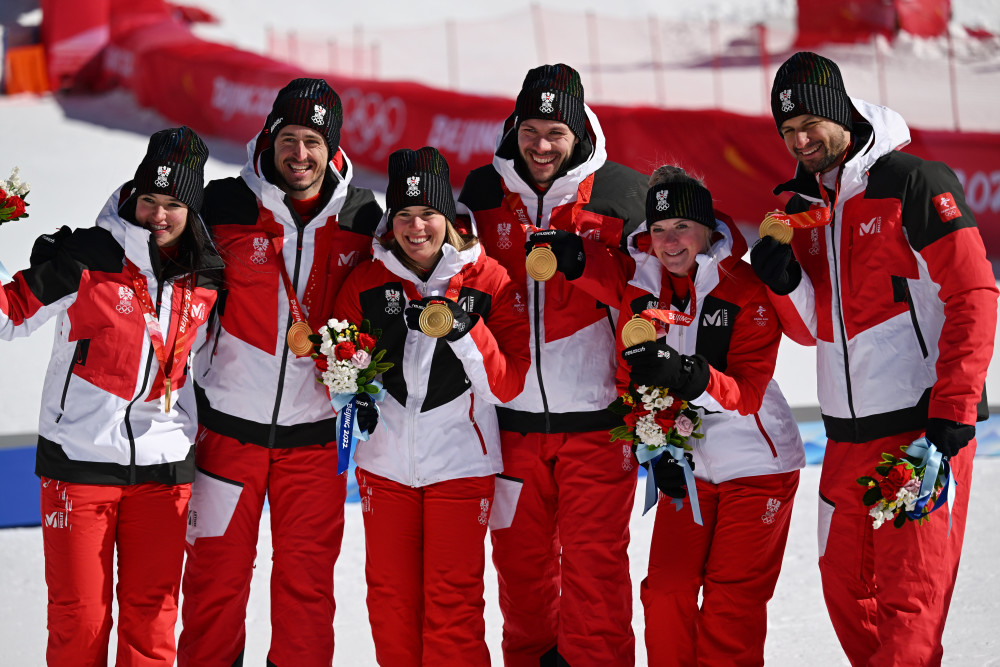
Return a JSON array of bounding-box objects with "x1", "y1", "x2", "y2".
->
[
  {"x1": 0, "y1": 127, "x2": 222, "y2": 666},
  {"x1": 527, "y1": 165, "x2": 805, "y2": 666},
  {"x1": 327, "y1": 146, "x2": 529, "y2": 666}
]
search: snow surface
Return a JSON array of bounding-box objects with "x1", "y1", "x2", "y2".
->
[{"x1": 1, "y1": 1, "x2": 1000, "y2": 664}]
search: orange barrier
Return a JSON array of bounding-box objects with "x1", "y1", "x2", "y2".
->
[{"x1": 3, "y1": 45, "x2": 52, "y2": 95}]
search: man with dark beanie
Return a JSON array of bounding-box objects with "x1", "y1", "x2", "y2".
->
[
  {"x1": 751, "y1": 51, "x2": 997, "y2": 665},
  {"x1": 178, "y1": 78, "x2": 382, "y2": 667},
  {"x1": 459, "y1": 63, "x2": 648, "y2": 666}
]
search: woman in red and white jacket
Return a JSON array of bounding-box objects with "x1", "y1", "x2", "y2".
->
[
  {"x1": 329, "y1": 147, "x2": 529, "y2": 666},
  {"x1": 528, "y1": 165, "x2": 805, "y2": 666},
  {"x1": 0, "y1": 127, "x2": 222, "y2": 666}
]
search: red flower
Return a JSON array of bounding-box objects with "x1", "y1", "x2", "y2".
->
[
  {"x1": 0, "y1": 188, "x2": 7, "y2": 200},
  {"x1": 3, "y1": 196, "x2": 25, "y2": 219},
  {"x1": 334, "y1": 341, "x2": 356, "y2": 361},
  {"x1": 879, "y1": 463, "x2": 912, "y2": 501},
  {"x1": 357, "y1": 333, "x2": 376, "y2": 351}
]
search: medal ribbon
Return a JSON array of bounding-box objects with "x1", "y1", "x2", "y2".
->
[
  {"x1": 268, "y1": 236, "x2": 308, "y2": 327},
  {"x1": 768, "y1": 173, "x2": 840, "y2": 229},
  {"x1": 124, "y1": 260, "x2": 192, "y2": 413},
  {"x1": 400, "y1": 271, "x2": 464, "y2": 306}
]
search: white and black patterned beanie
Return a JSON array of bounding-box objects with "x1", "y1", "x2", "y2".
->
[
  {"x1": 131, "y1": 126, "x2": 208, "y2": 213},
  {"x1": 771, "y1": 51, "x2": 853, "y2": 132},
  {"x1": 386, "y1": 147, "x2": 456, "y2": 223},
  {"x1": 514, "y1": 63, "x2": 587, "y2": 140}
]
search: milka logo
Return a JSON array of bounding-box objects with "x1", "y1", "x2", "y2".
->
[
  {"x1": 860, "y1": 216, "x2": 882, "y2": 236},
  {"x1": 338, "y1": 250, "x2": 359, "y2": 267},
  {"x1": 702, "y1": 309, "x2": 729, "y2": 327}
]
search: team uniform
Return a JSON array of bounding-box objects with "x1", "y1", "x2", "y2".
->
[
  {"x1": 178, "y1": 142, "x2": 381, "y2": 667},
  {"x1": 459, "y1": 104, "x2": 647, "y2": 666},
  {"x1": 578, "y1": 215, "x2": 805, "y2": 665},
  {"x1": 767, "y1": 98, "x2": 997, "y2": 664},
  {"x1": 333, "y1": 223, "x2": 529, "y2": 666},
  {"x1": 0, "y1": 184, "x2": 222, "y2": 665}
]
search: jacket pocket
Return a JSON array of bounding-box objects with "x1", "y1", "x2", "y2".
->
[
  {"x1": 185, "y1": 467, "x2": 244, "y2": 544},
  {"x1": 753, "y1": 412, "x2": 779, "y2": 458},
  {"x1": 59, "y1": 339, "x2": 90, "y2": 412},
  {"x1": 469, "y1": 393, "x2": 487, "y2": 455},
  {"x1": 892, "y1": 275, "x2": 928, "y2": 358},
  {"x1": 817, "y1": 492, "x2": 835, "y2": 558}
]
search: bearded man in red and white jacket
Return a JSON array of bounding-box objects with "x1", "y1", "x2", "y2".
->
[
  {"x1": 458, "y1": 63, "x2": 648, "y2": 667},
  {"x1": 751, "y1": 52, "x2": 997, "y2": 666},
  {"x1": 178, "y1": 78, "x2": 382, "y2": 667}
]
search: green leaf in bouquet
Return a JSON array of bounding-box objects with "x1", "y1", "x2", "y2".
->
[
  {"x1": 862, "y1": 486, "x2": 884, "y2": 507},
  {"x1": 881, "y1": 452, "x2": 897, "y2": 463},
  {"x1": 360, "y1": 319, "x2": 372, "y2": 334},
  {"x1": 373, "y1": 327, "x2": 383, "y2": 338},
  {"x1": 874, "y1": 465, "x2": 891, "y2": 477},
  {"x1": 308, "y1": 333, "x2": 322, "y2": 344},
  {"x1": 606, "y1": 396, "x2": 631, "y2": 416},
  {"x1": 374, "y1": 362, "x2": 393, "y2": 374},
  {"x1": 893, "y1": 512, "x2": 907, "y2": 529},
  {"x1": 361, "y1": 383, "x2": 379, "y2": 394},
  {"x1": 857, "y1": 476, "x2": 877, "y2": 486},
  {"x1": 373, "y1": 348, "x2": 387, "y2": 362},
  {"x1": 609, "y1": 425, "x2": 634, "y2": 443}
]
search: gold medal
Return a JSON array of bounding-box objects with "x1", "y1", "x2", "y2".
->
[
  {"x1": 759, "y1": 214, "x2": 794, "y2": 244},
  {"x1": 286, "y1": 321, "x2": 315, "y2": 356},
  {"x1": 621, "y1": 315, "x2": 658, "y2": 348},
  {"x1": 526, "y1": 246, "x2": 558, "y2": 282},
  {"x1": 164, "y1": 377, "x2": 172, "y2": 413},
  {"x1": 418, "y1": 302, "x2": 454, "y2": 338}
]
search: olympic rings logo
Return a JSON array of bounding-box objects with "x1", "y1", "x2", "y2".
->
[{"x1": 339, "y1": 89, "x2": 407, "y2": 159}]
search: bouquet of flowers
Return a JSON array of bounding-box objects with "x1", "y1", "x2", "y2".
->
[
  {"x1": 0, "y1": 167, "x2": 30, "y2": 224},
  {"x1": 608, "y1": 383, "x2": 704, "y2": 519},
  {"x1": 313, "y1": 318, "x2": 393, "y2": 474},
  {"x1": 856, "y1": 440, "x2": 952, "y2": 529}
]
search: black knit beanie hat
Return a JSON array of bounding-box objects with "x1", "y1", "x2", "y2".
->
[
  {"x1": 261, "y1": 78, "x2": 343, "y2": 156},
  {"x1": 386, "y1": 147, "x2": 456, "y2": 223},
  {"x1": 771, "y1": 52, "x2": 853, "y2": 132},
  {"x1": 131, "y1": 126, "x2": 208, "y2": 213},
  {"x1": 646, "y1": 181, "x2": 716, "y2": 230},
  {"x1": 514, "y1": 63, "x2": 587, "y2": 140}
]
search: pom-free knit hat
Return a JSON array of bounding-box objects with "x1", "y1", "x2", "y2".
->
[
  {"x1": 386, "y1": 147, "x2": 456, "y2": 223},
  {"x1": 771, "y1": 51, "x2": 853, "y2": 131},
  {"x1": 646, "y1": 181, "x2": 716, "y2": 230},
  {"x1": 262, "y1": 78, "x2": 343, "y2": 156},
  {"x1": 514, "y1": 63, "x2": 587, "y2": 140},
  {"x1": 131, "y1": 126, "x2": 208, "y2": 213}
]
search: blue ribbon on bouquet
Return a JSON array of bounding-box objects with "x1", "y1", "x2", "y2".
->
[
  {"x1": 903, "y1": 439, "x2": 956, "y2": 534},
  {"x1": 330, "y1": 382, "x2": 387, "y2": 476},
  {"x1": 0, "y1": 260, "x2": 11, "y2": 282},
  {"x1": 635, "y1": 443, "x2": 702, "y2": 525}
]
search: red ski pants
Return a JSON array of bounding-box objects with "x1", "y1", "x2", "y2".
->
[
  {"x1": 818, "y1": 432, "x2": 974, "y2": 667},
  {"x1": 357, "y1": 469, "x2": 494, "y2": 667},
  {"x1": 641, "y1": 470, "x2": 800, "y2": 666},
  {"x1": 490, "y1": 430, "x2": 638, "y2": 667},
  {"x1": 178, "y1": 427, "x2": 346, "y2": 667},
  {"x1": 41, "y1": 477, "x2": 190, "y2": 667}
]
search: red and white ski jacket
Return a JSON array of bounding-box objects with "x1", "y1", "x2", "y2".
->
[
  {"x1": 458, "y1": 105, "x2": 648, "y2": 434},
  {"x1": 769, "y1": 99, "x2": 997, "y2": 442},
  {"x1": 0, "y1": 186, "x2": 222, "y2": 485},
  {"x1": 192, "y1": 140, "x2": 382, "y2": 448},
  {"x1": 333, "y1": 226, "x2": 530, "y2": 487},
  {"x1": 575, "y1": 218, "x2": 805, "y2": 483}
]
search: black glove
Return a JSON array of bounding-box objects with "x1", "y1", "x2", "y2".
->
[
  {"x1": 925, "y1": 418, "x2": 975, "y2": 458},
  {"x1": 622, "y1": 342, "x2": 710, "y2": 401},
  {"x1": 525, "y1": 229, "x2": 586, "y2": 280},
  {"x1": 29, "y1": 226, "x2": 73, "y2": 266},
  {"x1": 404, "y1": 296, "x2": 476, "y2": 342},
  {"x1": 653, "y1": 452, "x2": 695, "y2": 499},
  {"x1": 750, "y1": 236, "x2": 802, "y2": 295},
  {"x1": 353, "y1": 393, "x2": 379, "y2": 434}
]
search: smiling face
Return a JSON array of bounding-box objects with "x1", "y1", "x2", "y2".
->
[
  {"x1": 649, "y1": 217, "x2": 711, "y2": 277},
  {"x1": 273, "y1": 124, "x2": 330, "y2": 199},
  {"x1": 392, "y1": 206, "x2": 448, "y2": 271},
  {"x1": 779, "y1": 114, "x2": 851, "y2": 174},
  {"x1": 135, "y1": 193, "x2": 189, "y2": 248},
  {"x1": 517, "y1": 118, "x2": 579, "y2": 188}
]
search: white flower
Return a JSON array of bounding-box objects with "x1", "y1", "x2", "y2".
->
[
  {"x1": 327, "y1": 318, "x2": 349, "y2": 333},
  {"x1": 869, "y1": 504, "x2": 890, "y2": 530},
  {"x1": 322, "y1": 364, "x2": 360, "y2": 395},
  {"x1": 635, "y1": 414, "x2": 666, "y2": 448}
]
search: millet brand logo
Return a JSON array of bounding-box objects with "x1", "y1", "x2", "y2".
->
[
  {"x1": 338, "y1": 250, "x2": 360, "y2": 267},
  {"x1": 703, "y1": 309, "x2": 729, "y2": 327},
  {"x1": 859, "y1": 216, "x2": 881, "y2": 236}
]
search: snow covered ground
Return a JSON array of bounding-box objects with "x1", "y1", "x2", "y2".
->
[{"x1": 2, "y1": 0, "x2": 1000, "y2": 664}]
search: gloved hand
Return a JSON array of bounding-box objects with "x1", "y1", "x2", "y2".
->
[
  {"x1": 653, "y1": 451, "x2": 695, "y2": 499},
  {"x1": 524, "y1": 229, "x2": 586, "y2": 280},
  {"x1": 354, "y1": 393, "x2": 379, "y2": 434},
  {"x1": 750, "y1": 236, "x2": 802, "y2": 295},
  {"x1": 404, "y1": 296, "x2": 476, "y2": 341},
  {"x1": 622, "y1": 342, "x2": 710, "y2": 401},
  {"x1": 29, "y1": 226, "x2": 73, "y2": 266},
  {"x1": 925, "y1": 418, "x2": 975, "y2": 458}
]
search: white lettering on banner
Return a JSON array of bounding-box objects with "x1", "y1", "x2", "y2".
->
[
  {"x1": 103, "y1": 45, "x2": 134, "y2": 80},
  {"x1": 339, "y1": 89, "x2": 406, "y2": 158},
  {"x1": 210, "y1": 77, "x2": 281, "y2": 121},
  {"x1": 954, "y1": 169, "x2": 1000, "y2": 214},
  {"x1": 426, "y1": 115, "x2": 504, "y2": 163}
]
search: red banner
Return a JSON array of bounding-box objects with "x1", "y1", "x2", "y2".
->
[{"x1": 88, "y1": 14, "x2": 1000, "y2": 257}]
